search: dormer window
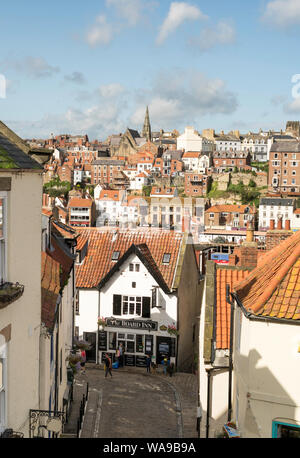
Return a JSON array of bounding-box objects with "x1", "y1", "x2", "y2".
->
[
  {"x1": 112, "y1": 251, "x2": 120, "y2": 261},
  {"x1": 162, "y1": 253, "x2": 171, "y2": 264}
]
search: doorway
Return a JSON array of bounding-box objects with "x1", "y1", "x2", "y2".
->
[{"x1": 83, "y1": 332, "x2": 96, "y2": 362}]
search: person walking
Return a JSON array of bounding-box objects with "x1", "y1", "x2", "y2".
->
[
  {"x1": 104, "y1": 353, "x2": 113, "y2": 378},
  {"x1": 118, "y1": 343, "x2": 124, "y2": 368},
  {"x1": 146, "y1": 354, "x2": 151, "y2": 374},
  {"x1": 80, "y1": 349, "x2": 86, "y2": 374}
]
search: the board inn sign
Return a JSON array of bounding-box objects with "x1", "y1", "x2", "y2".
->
[{"x1": 106, "y1": 318, "x2": 158, "y2": 331}]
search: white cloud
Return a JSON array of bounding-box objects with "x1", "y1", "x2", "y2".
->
[
  {"x1": 131, "y1": 68, "x2": 238, "y2": 128},
  {"x1": 157, "y1": 2, "x2": 208, "y2": 45},
  {"x1": 2, "y1": 56, "x2": 60, "y2": 78},
  {"x1": 98, "y1": 83, "x2": 125, "y2": 98},
  {"x1": 106, "y1": 0, "x2": 145, "y2": 26},
  {"x1": 262, "y1": 0, "x2": 300, "y2": 27},
  {"x1": 86, "y1": 15, "x2": 114, "y2": 46},
  {"x1": 189, "y1": 20, "x2": 236, "y2": 53},
  {"x1": 284, "y1": 97, "x2": 300, "y2": 113}
]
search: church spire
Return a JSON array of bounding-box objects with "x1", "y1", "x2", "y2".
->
[{"x1": 142, "y1": 106, "x2": 151, "y2": 142}]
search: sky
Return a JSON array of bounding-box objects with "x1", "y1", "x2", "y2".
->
[{"x1": 1, "y1": 0, "x2": 300, "y2": 141}]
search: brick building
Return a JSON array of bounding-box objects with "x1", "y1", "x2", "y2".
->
[
  {"x1": 184, "y1": 172, "x2": 211, "y2": 197},
  {"x1": 212, "y1": 151, "x2": 251, "y2": 172},
  {"x1": 91, "y1": 159, "x2": 125, "y2": 186},
  {"x1": 205, "y1": 204, "x2": 256, "y2": 230},
  {"x1": 268, "y1": 141, "x2": 300, "y2": 194}
]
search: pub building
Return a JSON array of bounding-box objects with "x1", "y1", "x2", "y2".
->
[{"x1": 75, "y1": 228, "x2": 201, "y2": 371}]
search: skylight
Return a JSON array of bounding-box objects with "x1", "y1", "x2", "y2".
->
[{"x1": 112, "y1": 251, "x2": 120, "y2": 261}]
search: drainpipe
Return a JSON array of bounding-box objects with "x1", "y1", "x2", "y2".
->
[
  {"x1": 96, "y1": 289, "x2": 100, "y2": 365},
  {"x1": 226, "y1": 285, "x2": 235, "y2": 422},
  {"x1": 206, "y1": 368, "x2": 212, "y2": 438}
]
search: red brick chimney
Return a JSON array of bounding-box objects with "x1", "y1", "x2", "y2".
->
[
  {"x1": 230, "y1": 220, "x2": 258, "y2": 270},
  {"x1": 285, "y1": 219, "x2": 291, "y2": 230},
  {"x1": 266, "y1": 217, "x2": 292, "y2": 251}
]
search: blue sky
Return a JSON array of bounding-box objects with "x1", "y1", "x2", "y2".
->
[{"x1": 1, "y1": 0, "x2": 300, "y2": 140}]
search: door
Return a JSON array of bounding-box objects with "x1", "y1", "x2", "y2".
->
[
  {"x1": 156, "y1": 336, "x2": 172, "y2": 365},
  {"x1": 83, "y1": 332, "x2": 96, "y2": 362}
]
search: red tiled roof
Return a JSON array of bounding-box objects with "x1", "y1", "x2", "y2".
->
[
  {"x1": 75, "y1": 228, "x2": 184, "y2": 289},
  {"x1": 182, "y1": 152, "x2": 200, "y2": 158},
  {"x1": 206, "y1": 204, "x2": 256, "y2": 214},
  {"x1": 234, "y1": 230, "x2": 300, "y2": 319},
  {"x1": 216, "y1": 268, "x2": 250, "y2": 349},
  {"x1": 68, "y1": 197, "x2": 93, "y2": 207},
  {"x1": 41, "y1": 252, "x2": 60, "y2": 330}
]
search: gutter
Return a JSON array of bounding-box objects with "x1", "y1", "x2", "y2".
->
[{"x1": 232, "y1": 292, "x2": 300, "y2": 326}]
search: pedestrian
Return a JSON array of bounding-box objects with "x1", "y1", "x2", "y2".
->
[
  {"x1": 146, "y1": 354, "x2": 151, "y2": 374},
  {"x1": 80, "y1": 349, "x2": 86, "y2": 374},
  {"x1": 118, "y1": 343, "x2": 124, "y2": 368},
  {"x1": 104, "y1": 353, "x2": 113, "y2": 378},
  {"x1": 116, "y1": 347, "x2": 120, "y2": 364},
  {"x1": 163, "y1": 356, "x2": 168, "y2": 376}
]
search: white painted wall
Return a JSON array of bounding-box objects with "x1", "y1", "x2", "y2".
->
[
  {"x1": 233, "y1": 311, "x2": 300, "y2": 437},
  {"x1": 199, "y1": 278, "x2": 230, "y2": 438},
  {"x1": 0, "y1": 171, "x2": 42, "y2": 436}
]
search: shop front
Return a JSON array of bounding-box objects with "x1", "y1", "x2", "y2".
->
[{"x1": 97, "y1": 318, "x2": 176, "y2": 368}]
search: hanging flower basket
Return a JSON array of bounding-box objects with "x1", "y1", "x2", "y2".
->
[
  {"x1": 67, "y1": 353, "x2": 82, "y2": 365},
  {"x1": 97, "y1": 316, "x2": 106, "y2": 327},
  {"x1": 0, "y1": 282, "x2": 24, "y2": 309},
  {"x1": 167, "y1": 325, "x2": 179, "y2": 336},
  {"x1": 73, "y1": 338, "x2": 91, "y2": 350}
]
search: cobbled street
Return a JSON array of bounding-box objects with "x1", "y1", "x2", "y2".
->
[{"x1": 63, "y1": 364, "x2": 199, "y2": 439}]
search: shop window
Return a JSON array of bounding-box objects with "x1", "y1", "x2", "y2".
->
[{"x1": 272, "y1": 421, "x2": 300, "y2": 438}]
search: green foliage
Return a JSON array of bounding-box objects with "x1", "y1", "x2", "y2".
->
[
  {"x1": 248, "y1": 179, "x2": 256, "y2": 188},
  {"x1": 43, "y1": 176, "x2": 71, "y2": 198},
  {"x1": 142, "y1": 185, "x2": 151, "y2": 197}
]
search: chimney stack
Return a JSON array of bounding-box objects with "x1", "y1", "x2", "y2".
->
[
  {"x1": 269, "y1": 219, "x2": 275, "y2": 230},
  {"x1": 277, "y1": 217, "x2": 283, "y2": 230},
  {"x1": 246, "y1": 221, "x2": 254, "y2": 243},
  {"x1": 285, "y1": 219, "x2": 291, "y2": 230}
]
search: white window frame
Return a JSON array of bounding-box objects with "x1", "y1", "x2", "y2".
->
[{"x1": 122, "y1": 295, "x2": 142, "y2": 317}]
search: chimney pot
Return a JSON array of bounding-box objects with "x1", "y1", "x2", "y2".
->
[
  {"x1": 277, "y1": 217, "x2": 283, "y2": 230},
  {"x1": 269, "y1": 219, "x2": 275, "y2": 230},
  {"x1": 285, "y1": 219, "x2": 291, "y2": 230}
]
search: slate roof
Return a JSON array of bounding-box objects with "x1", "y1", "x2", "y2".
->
[
  {"x1": 270, "y1": 141, "x2": 300, "y2": 152},
  {"x1": 260, "y1": 198, "x2": 295, "y2": 206},
  {"x1": 75, "y1": 228, "x2": 184, "y2": 290},
  {"x1": 234, "y1": 230, "x2": 300, "y2": 319},
  {"x1": 0, "y1": 132, "x2": 42, "y2": 170}
]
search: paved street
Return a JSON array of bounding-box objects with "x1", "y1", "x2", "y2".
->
[{"x1": 63, "y1": 363, "x2": 199, "y2": 439}]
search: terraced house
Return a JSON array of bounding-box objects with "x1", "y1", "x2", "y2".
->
[{"x1": 0, "y1": 125, "x2": 44, "y2": 436}]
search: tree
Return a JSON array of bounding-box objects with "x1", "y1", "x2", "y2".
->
[{"x1": 43, "y1": 177, "x2": 71, "y2": 198}]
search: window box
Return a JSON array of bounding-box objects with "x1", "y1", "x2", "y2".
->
[{"x1": 0, "y1": 282, "x2": 24, "y2": 309}]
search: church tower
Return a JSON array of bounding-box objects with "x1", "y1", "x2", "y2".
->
[{"x1": 142, "y1": 106, "x2": 152, "y2": 141}]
